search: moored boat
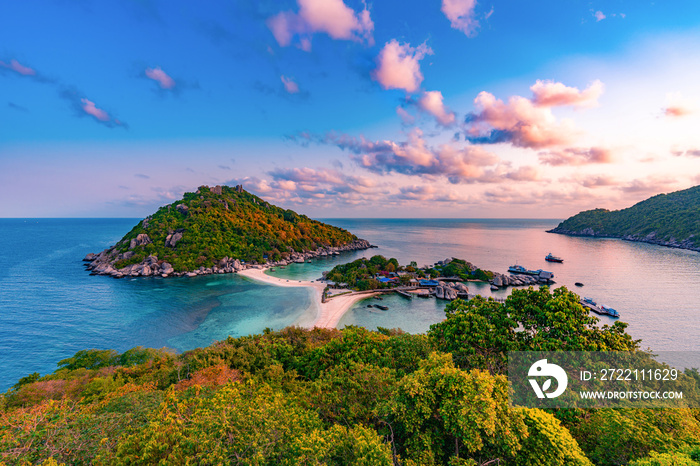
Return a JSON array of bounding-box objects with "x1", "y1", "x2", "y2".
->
[
  {"x1": 508, "y1": 265, "x2": 541, "y2": 275},
  {"x1": 575, "y1": 282, "x2": 584, "y2": 287},
  {"x1": 545, "y1": 253, "x2": 564, "y2": 263},
  {"x1": 579, "y1": 297, "x2": 620, "y2": 318}
]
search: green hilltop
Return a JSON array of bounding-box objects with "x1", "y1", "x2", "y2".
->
[
  {"x1": 85, "y1": 185, "x2": 369, "y2": 276},
  {"x1": 549, "y1": 185, "x2": 700, "y2": 251}
]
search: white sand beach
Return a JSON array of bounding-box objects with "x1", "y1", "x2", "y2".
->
[{"x1": 237, "y1": 267, "x2": 378, "y2": 328}]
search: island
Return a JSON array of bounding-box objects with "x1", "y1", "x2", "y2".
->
[
  {"x1": 548, "y1": 184, "x2": 700, "y2": 252},
  {"x1": 83, "y1": 185, "x2": 372, "y2": 278}
]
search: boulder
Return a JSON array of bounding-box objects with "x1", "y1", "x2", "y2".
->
[
  {"x1": 165, "y1": 231, "x2": 183, "y2": 248},
  {"x1": 176, "y1": 204, "x2": 189, "y2": 215},
  {"x1": 444, "y1": 287, "x2": 458, "y2": 300},
  {"x1": 493, "y1": 275, "x2": 503, "y2": 287},
  {"x1": 185, "y1": 272, "x2": 197, "y2": 277},
  {"x1": 435, "y1": 286, "x2": 445, "y2": 299},
  {"x1": 83, "y1": 253, "x2": 97, "y2": 261},
  {"x1": 161, "y1": 262, "x2": 174, "y2": 275},
  {"x1": 129, "y1": 233, "x2": 152, "y2": 249}
]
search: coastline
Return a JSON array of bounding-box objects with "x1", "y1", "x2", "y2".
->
[
  {"x1": 547, "y1": 228, "x2": 700, "y2": 253},
  {"x1": 237, "y1": 267, "x2": 378, "y2": 329}
]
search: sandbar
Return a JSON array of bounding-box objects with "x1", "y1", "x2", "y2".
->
[{"x1": 237, "y1": 267, "x2": 378, "y2": 328}]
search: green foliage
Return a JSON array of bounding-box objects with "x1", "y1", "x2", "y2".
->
[
  {"x1": 111, "y1": 185, "x2": 358, "y2": 272},
  {"x1": 109, "y1": 381, "x2": 392, "y2": 465},
  {"x1": 568, "y1": 408, "x2": 700, "y2": 466},
  {"x1": 2, "y1": 293, "x2": 696, "y2": 466},
  {"x1": 552, "y1": 184, "x2": 700, "y2": 248},
  {"x1": 429, "y1": 287, "x2": 639, "y2": 373}
]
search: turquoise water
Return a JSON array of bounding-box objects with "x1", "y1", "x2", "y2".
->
[
  {"x1": 0, "y1": 219, "x2": 314, "y2": 391},
  {"x1": 2, "y1": 218, "x2": 700, "y2": 390}
]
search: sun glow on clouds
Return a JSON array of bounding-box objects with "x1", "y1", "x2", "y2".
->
[
  {"x1": 441, "y1": 0, "x2": 479, "y2": 37},
  {"x1": 267, "y1": 0, "x2": 373, "y2": 50},
  {"x1": 372, "y1": 40, "x2": 433, "y2": 93}
]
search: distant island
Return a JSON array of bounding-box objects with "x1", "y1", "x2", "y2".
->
[
  {"x1": 84, "y1": 185, "x2": 372, "y2": 278},
  {"x1": 548, "y1": 185, "x2": 700, "y2": 252}
]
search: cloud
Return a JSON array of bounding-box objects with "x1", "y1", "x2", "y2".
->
[
  {"x1": 663, "y1": 92, "x2": 693, "y2": 117},
  {"x1": 59, "y1": 87, "x2": 127, "y2": 128},
  {"x1": 441, "y1": 0, "x2": 479, "y2": 37},
  {"x1": 465, "y1": 91, "x2": 580, "y2": 149},
  {"x1": 593, "y1": 10, "x2": 606, "y2": 21},
  {"x1": 396, "y1": 106, "x2": 416, "y2": 125},
  {"x1": 464, "y1": 80, "x2": 603, "y2": 149},
  {"x1": 392, "y1": 184, "x2": 468, "y2": 203},
  {"x1": 418, "y1": 91, "x2": 456, "y2": 126},
  {"x1": 145, "y1": 66, "x2": 175, "y2": 89},
  {"x1": 134, "y1": 173, "x2": 150, "y2": 179},
  {"x1": 562, "y1": 174, "x2": 618, "y2": 188},
  {"x1": 530, "y1": 80, "x2": 604, "y2": 108},
  {"x1": 281, "y1": 75, "x2": 300, "y2": 94},
  {"x1": 0, "y1": 59, "x2": 36, "y2": 76},
  {"x1": 619, "y1": 176, "x2": 678, "y2": 195},
  {"x1": 230, "y1": 167, "x2": 385, "y2": 208},
  {"x1": 267, "y1": 0, "x2": 374, "y2": 50},
  {"x1": 295, "y1": 128, "x2": 527, "y2": 184},
  {"x1": 372, "y1": 40, "x2": 433, "y2": 93},
  {"x1": 218, "y1": 165, "x2": 232, "y2": 170},
  {"x1": 538, "y1": 147, "x2": 614, "y2": 166}
]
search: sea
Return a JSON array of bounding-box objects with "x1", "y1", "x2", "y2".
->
[{"x1": 1, "y1": 218, "x2": 699, "y2": 391}]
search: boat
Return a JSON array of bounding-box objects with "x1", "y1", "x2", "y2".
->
[
  {"x1": 376, "y1": 305, "x2": 389, "y2": 311},
  {"x1": 579, "y1": 297, "x2": 620, "y2": 318},
  {"x1": 601, "y1": 305, "x2": 620, "y2": 317},
  {"x1": 575, "y1": 282, "x2": 584, "y2": 287},
  {"x1": 508, "y1": 265, "x2": 538, "y2": 275},
  {"x1": 545, "y1": 253, "x2": 564, "y2": 263}
]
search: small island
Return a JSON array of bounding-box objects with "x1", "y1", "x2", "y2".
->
[
  {"x1": 84, "y1": 185, "x2": 372, "y2": 278},
  {"x1": 548, "y1": 184, "x2": 700, "y2": 252}
]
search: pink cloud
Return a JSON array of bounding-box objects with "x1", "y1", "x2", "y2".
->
[
  {"x1": 0, "y1": 59, "x2": 36, "y2": 76},
  {"x1": 441, "y1": 0, "x2": 479, "y2": 37},
  {"x1": 80, "y1": 98, "x2": 110, "y2": 122},
  {"x1": 594, "y1": 10, "x2": 606, "y2": 21},
  {"x1": 663, "y1": 93, "x2": 693, "y2": 117},
  {"x1": 319, "y1": 128, "x2": 503, "y2": 183},
  {"x1": 530, "y1": 80, "x2": 604, "y2": 108},
  {"x1": 145, "y1": 66, "x2": 175, "y2": 89},
  {"x1": 538, "y1": 147, "x2": 614, "y2": 166},
  {"x1": 281, "y1": 75, "x2": 300, "y2": 94},
  {"x1": 372, "y1": 40, "x2": 433, "y2": 93},
  {"x1": 267, "y1": 0, "x2": 373, "y2": 50},
  {"x1": 466, "y1": 91, "x2": 580, "y2": 148},
  {"x1": 396, "y1": 106, "x2": 415, "y2": 125},
  {"x1": 664, "y1": 106, "x2": 692, "y2": 117},
  {"x1": 418, "y1": 90, "x2": 456, "y2": 126}
]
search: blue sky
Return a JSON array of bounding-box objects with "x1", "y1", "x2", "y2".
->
[{"x1": 2, "y1": 0, "x2": 700, "y2": 217}]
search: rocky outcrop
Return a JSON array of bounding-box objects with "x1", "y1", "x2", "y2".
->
[
  {"x1": 490, "y1": 272, "x2": 541, "y2": 289},
  {"x1": 129, "y1": 233, "x2": 152, "y2": 249},
  {"x1": 165, "y1": 231, "x2": 183, "y2": 248},
  {"x1": 84, "y1": 238, "x2": 373, "y2": 279},
  {"x1": 433, "y1": 281, "x2": 468, "y2": 301}
]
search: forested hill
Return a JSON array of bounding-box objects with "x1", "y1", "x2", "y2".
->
[
  {"x1": 548, "y1": 185, "x2": 700, "y2": 251},
  {"x1": 85, "y1": 185, "x2": 370, "y2": 276}
]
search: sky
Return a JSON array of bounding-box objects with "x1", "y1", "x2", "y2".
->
[{"x1": 2, "y1": 0, "x2": 700, "y2": 218}]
